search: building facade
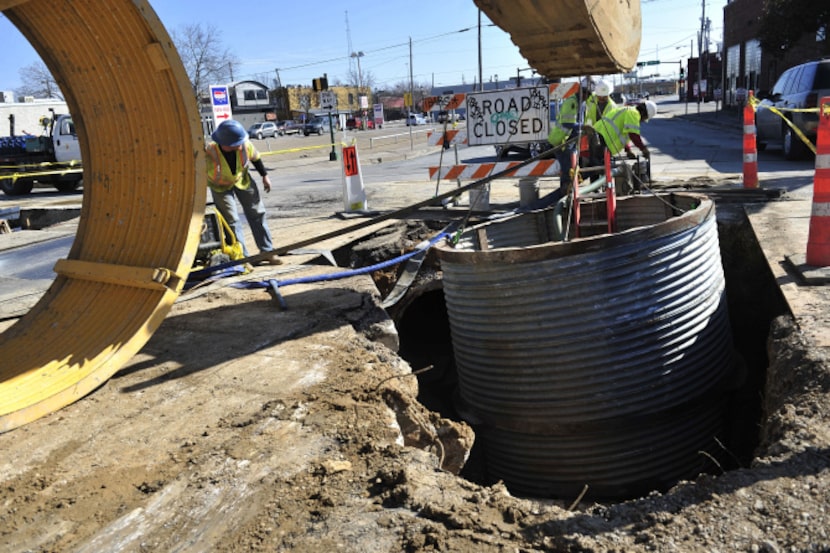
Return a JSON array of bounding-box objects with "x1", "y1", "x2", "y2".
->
[
  {"x1": 200, "y1": 80, "x2": 378, "y2": 134},
  {"x1": 723, "y1": 0, "x2": 827, "y2": 108}
]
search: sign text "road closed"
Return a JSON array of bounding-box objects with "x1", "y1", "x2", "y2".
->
[{"x1": 465, "y1": 86, "x2": 550, "y2": 146}]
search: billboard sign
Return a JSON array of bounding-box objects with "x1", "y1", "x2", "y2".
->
[{"x1": 465, "y1": 86, "x2": 550, "y2": 146}]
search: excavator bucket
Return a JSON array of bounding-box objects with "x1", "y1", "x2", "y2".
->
[{"x1": 474, "y1": 0, "x2": 642, "y2": 77}]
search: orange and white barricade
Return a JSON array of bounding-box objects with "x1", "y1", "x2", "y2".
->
[
  {"x1": 806, "y1": 96, "x2": 830, "y2": 266},
  {"x1": 428, "y1": 159, "x2": 560, "y2": 181},
  {"x1": 743, "y1": 90, "x2": 759, "y2": 189},
  {"x1": 427, "y1": 129, "x2": 468, "y2": 148},
  {"x1": 341, "y1": 143, "x2": 367, "y2": 211}
]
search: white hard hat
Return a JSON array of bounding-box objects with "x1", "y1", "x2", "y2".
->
[
  {"x1": 644, "y1": 100, "x2": 657, "y2": 120},
  {"x1": 594, "y1": 80, "x2": 613, "y2": 97}
]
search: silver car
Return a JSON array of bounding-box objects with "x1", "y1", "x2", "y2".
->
[
  {"x1": 248, "y1": 121, "x2": 279, "y2": 139},
  {"x1": 755, "y1": 59, "x2": 830, "y2": 160}
]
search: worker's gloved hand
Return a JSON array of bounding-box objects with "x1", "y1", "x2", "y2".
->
[
  {"x1": 640, "y1": 147, "x2": 650, "y2": 159},
  {"x1": 626, "y1": 150, "x2": 637, "y2": 160}
]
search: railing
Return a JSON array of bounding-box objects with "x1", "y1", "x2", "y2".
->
[{"x1": 369, "y1": 126, "x2": 436, "y2": 149}]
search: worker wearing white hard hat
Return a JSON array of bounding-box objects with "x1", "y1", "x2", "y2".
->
[
  {"x1": 592, "y1": 100, "x2": 655, "y2": 160},
  {"x1": 586, "y1": 79, "x2": 617, "y2": 126},
  {"x1": 584, "y1": 79, "x2": 618, "y2": 169}
]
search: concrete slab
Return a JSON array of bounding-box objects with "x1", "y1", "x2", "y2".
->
[{"x1": 745, "y1": 197, "x2": 830, "y2": 349}]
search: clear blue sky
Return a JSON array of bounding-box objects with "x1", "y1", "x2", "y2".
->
[{"x1": 0, "y1": 0, "x2": 724, "y2": 93}]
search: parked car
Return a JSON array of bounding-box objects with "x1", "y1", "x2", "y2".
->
[
  {"x1": 406, "y1": 113, "x2": 428, "y2": 126},
  {"x1": 247, "y1": 121, "x2": 279, "y2": 139},
  {"x1": 345, "y1": 116, "x2": 376, "y2": 130},
  {"x1": 755, "y1": 58, "x2": 830, "y2": 160},
  {"x1": 302, "y1": 116, "x2": 330, "y2": 136},
  {"x1": 437, "y1": 110, "x2": 460, "y2": 123},
  {"x1": 281, "y1": 120, "x2": 303, "y2": 135}
]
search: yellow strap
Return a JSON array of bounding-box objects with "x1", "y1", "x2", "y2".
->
[{"x1": 53, "y1": 258, "x2": 184, "y2": 291}]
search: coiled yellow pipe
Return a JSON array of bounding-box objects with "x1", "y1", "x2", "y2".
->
[{"x1": 0, "y1": 0, "x2": 204, "y2": 432}]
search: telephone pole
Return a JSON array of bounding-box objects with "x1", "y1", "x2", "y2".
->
[{"x1": 697, "y1": 0, "x2": 705, "y2": 113}]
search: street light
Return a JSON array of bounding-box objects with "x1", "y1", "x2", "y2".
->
[
  {"x1": 350, "y1": 51, "x2": 364, "y2": 89},
  {"x1": 350, "y1": 51, "x2": 365, "y2": 128}
]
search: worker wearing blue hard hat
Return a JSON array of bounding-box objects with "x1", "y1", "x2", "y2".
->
[{"x1": 205, "y1": 119, "x2": 278, "y2": 262}]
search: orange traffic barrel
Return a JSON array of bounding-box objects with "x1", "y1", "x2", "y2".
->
[
  {"x1": 743, "y1": 91, "x2": 759, "y2": 189},
  {"x1": 806, "y1": 97, "x2": 830, "y2": 266}
]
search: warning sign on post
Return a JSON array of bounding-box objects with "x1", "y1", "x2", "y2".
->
[
  {"x1": 209, "y1": 84, "x2": 233, "y2": 123},
  {"x1": 465, "y1": 86, "x2": 550, "y2": 146}
]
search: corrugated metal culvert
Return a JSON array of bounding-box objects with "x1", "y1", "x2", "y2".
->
[{"x1": 436, "y1": 193, "x2": 735, "y2": 500}]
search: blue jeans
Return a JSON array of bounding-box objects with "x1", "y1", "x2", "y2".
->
[{"x1": 210, "y1": 178, "x2": 273, "y2": 257}]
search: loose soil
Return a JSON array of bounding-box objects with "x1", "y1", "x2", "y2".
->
[{"x1": 1, "y1": 172, "x2": 829, "y2": 552}]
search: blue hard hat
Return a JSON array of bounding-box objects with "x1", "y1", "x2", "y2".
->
[{"x1": 211, "y1": 120, "x2": 248, "y2": 147}]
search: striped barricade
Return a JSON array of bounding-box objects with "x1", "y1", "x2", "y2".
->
[
  {"x1": 426, "y1": 129, "x2": 468, "y2": 147},
  {"x1": 428, "y1": 159, "x2": 560, "y2": 181}
]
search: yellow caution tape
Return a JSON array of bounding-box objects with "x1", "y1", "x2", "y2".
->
[
  {"x1": 747, "y1": 96, "x2": 817, "y2": 154},
  {"x1": 259, "y1": 139, "x2": 366, "y2": 158},
  {"x1": 259, "y1": 143, "x2": 337, "y2": 157},
  {"x1": 0, "y1": 159, "x2": 83, "y2": 182}
]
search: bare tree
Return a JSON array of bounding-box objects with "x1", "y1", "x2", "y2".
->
[
  {"x1": 171, "y1": 23, "x2": 239, "y2": 96},
  {"x1": 250, "y1": 72, "x2": 277, "y2": 89},
  {"x1": 16, "y1": 61, "x2": 64, "y2": 100},
  {"x1": 345, "y1": 68, "x2": 377, "y2": 91}
]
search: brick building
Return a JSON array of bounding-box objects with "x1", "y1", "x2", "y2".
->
[{"x1": 723, "y1": 0, "x2": 827, "y2": 108}]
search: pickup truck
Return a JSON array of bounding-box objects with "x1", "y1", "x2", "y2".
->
[{"x1": 0, "y1": 111, "x2": 82, "y2": 195}]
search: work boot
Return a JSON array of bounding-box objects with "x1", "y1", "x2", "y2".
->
[{"x1": 258, "y1": 252, "x2": 283, "y2": 266}]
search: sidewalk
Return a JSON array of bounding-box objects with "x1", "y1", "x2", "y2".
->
[{"x1": 669, "y1": 99, "x2": 742, "y2": 130}]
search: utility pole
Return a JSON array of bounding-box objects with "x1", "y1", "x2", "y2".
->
[
  {"x1": 478, "y1": 10, "x2": 483, "y2": 92},
  {"x1": 697, "y1": 0, "x2": 704, "y2": 114},
  {"x1": 409, "y1": 36, "x2": 414, "y2": 150}
]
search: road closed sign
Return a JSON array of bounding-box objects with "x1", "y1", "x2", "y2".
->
[
  {"x1": 210, "y1": 84, "x2": 233, "y2": 123},
  {"x1": 465, "y1": 86, "x2": 550, "y2": 146}
]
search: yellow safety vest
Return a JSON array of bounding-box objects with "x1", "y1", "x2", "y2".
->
[
  {"x1": 585, "y1": 96, "x2": 617, "y2": 126},
  {"x1": 547, "y1": 96, "x2": 579, "y2": 147},
  {"x1": 593, "y1": 106, "x2": 641, "y2": 156},
  {"x1": 205, "y1": 141, "x2": 260, "y2": 193}
]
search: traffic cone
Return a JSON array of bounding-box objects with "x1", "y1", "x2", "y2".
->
[
  {"x1": 341, "y1": 143, "x2": 367, "y2": 212},
  {"x1": 743, "y1": 90, "x2": 759, "y2": 189},
  {"x1": 806, "y1": 96, "x2": 830, "y2": 266}
]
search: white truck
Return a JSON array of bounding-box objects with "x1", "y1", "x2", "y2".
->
[{"x1": 0, "y1": 110, "x2": 82, "y2": 195}]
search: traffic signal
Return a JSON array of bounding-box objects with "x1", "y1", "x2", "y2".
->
[
  {"x1": 680, "y1": 68, "x2": 685, "y2": 78},
  {"x1": 312, "y1": 76, "x2": 329, "y2": 91}
]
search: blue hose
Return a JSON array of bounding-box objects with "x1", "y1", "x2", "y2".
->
[{"x1": 233, "y1": 231, "x2": 451, "y2": 308}]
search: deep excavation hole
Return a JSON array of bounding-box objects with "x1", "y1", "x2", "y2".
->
[{"x1": 341, "y1": 207, "x2": 789, "y2": 501}]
